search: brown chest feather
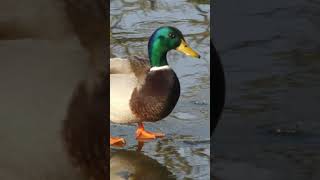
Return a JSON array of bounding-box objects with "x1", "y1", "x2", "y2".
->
[{"x1": 129, "y1": 69, "x2": 180, "y2": 121}]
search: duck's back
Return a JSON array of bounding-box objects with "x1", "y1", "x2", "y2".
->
[{"x1": 110, "y1": 57, "x2": 150, "y2": 123}]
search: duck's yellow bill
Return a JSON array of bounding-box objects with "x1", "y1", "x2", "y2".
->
[{"x1": 176, "y1": 39, "x2": 200, "y2": 58}]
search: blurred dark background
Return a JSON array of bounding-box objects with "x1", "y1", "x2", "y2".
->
[{"x1": 212, "y1": 0, "x2": 320, "y2": 179}]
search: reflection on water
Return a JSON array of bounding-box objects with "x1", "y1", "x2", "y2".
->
[
  {"x1": 111, "y1": 148, "x2": 175, "y2": 180},
  {"x1": 213, "y1": 0, "x2": 320, "y2": 179},
  {"x1": 111, "y1": 0, "x2": 210, "y2": 179}
]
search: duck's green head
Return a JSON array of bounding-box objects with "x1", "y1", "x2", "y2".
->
[{"x1": 148, "y1": 26, "x2": 200, "y2": 67}]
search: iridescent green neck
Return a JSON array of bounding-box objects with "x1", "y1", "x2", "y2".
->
[{"x1": 148, "y1": 32, "x2": 169, "y2": 67}]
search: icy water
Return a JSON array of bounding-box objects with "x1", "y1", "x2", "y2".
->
[
  {"x1": 110, "y1": 0, "x2": 210, "y2": 179},
  {"x1": 213, "y1": 0, "x2": 320, "y2": 179}
]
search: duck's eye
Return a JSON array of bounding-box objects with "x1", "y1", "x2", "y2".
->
[{"x1": 168, "y1": 33, "x2": 175, "y2": 39}]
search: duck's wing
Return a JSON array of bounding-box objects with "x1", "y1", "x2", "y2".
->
[{"x1": 110, "y1": 56, "x2": 150, "y2": 77}]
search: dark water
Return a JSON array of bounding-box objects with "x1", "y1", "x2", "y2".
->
[
  {"x1": 110, "y1": 0, "x2": 210, "y2": 179},
  {"x1": 213, "y1": 0, "x2": 320, "y2": 179}
]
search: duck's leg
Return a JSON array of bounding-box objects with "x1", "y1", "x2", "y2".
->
[
  {"x1": 135, "y1": 122, "x2": 165, "y2": 140},
  {"x1": 110, "y1": 136, "x2": 126, "y2": 146},
  {"x1": 137, "y1": 141, "x2": 145, "y2": 151}
]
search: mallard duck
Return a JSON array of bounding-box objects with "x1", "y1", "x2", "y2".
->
[{"x1": 110, "y1": 26, "x2": 200, "y2": 145}]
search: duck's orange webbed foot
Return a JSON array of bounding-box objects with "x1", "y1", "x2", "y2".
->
[
  {"x1": 110, "y1": 136, "x2": 126, "y2": 147},
  {"x1": 135, "y1": 123, "x2": 165, "y2": 140}
]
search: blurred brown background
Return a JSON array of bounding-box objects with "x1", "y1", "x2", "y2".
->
[{"x1": 0, "y1": 0, "x2": 107, "y2": 179}]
